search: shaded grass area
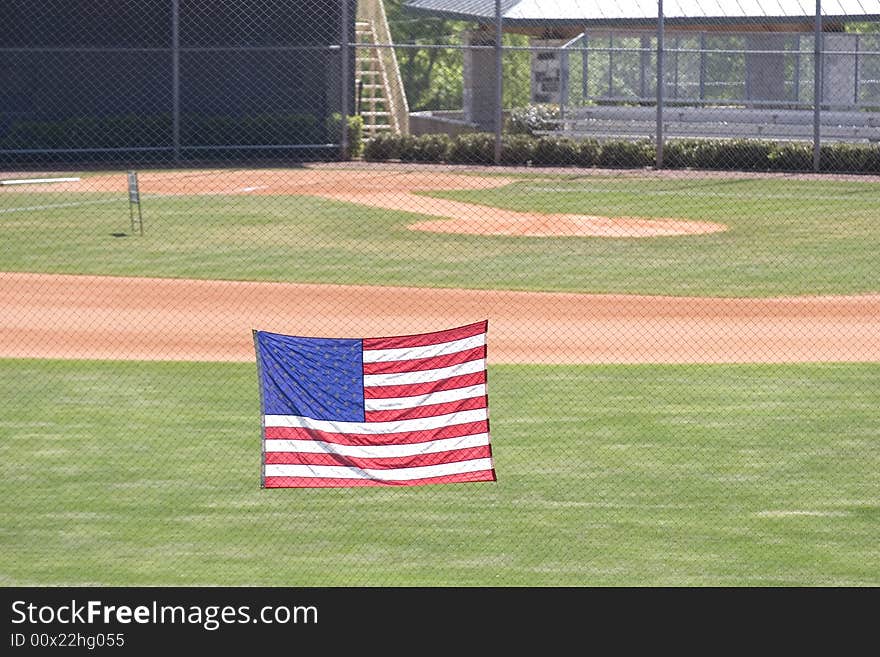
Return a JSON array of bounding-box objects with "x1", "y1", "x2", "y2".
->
[
  {"x1": 0, "y1": 172, "x2": 879, "y2": 296},
  {"x1": 1, "y1": 359, "x2": 877, "y2": 586}
]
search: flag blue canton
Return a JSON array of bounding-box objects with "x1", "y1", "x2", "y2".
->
[{"x1": 255, "y1": 331, "x2": 365, "y2": 422}]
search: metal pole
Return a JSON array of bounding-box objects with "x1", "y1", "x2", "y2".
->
[
  {"x1": 582, "y1": 31, "x2": 589, "y2": 103},
  {"x1": 656, "y1": 0, "x2": 665, "y2": 169},
  {"x1": 340, "y1": 0, "x2": 350, "y2": 159},
  {"x1": 560, "y1": 50, "x2": 569, "y2": 123},
  {"x1": 673, "y1": 35, "x2": 679, "y2": 100},
  {"x1": 171, "y1": 0, "x2": 180, "y2": 164},
  {"x1": 745, "y1": 35, "x2": 752, "y2": 104},
  {"x1": 793, "y1": 34, "x2": 801, "y2": 105},
  {"x1": 608, "y1": 33, "x2": 614, "y2": 97},
  {"x1": 699, "y1": 32, "x2": 706, "y2": 101},
  {"x1": 813, "y1": 0, "x2": 822, "y2": 172},
  {"x1": 854, "y1": 33, "x2": 860, "y2": 106},
  {"x1": 494, "y1": 0, "x2": 503, "y2": 165}
]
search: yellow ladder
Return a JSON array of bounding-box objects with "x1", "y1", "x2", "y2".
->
[{"x1": 355, "y1": 20, "x2": 395, "y2": 139}]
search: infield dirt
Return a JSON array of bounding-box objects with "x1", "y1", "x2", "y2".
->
[
  {"x1": 2, "y1": 272, "x2": 877, "y2": 364},
  {"x1": 3, "y1": 167, "x2": 876, "y2": 364}
]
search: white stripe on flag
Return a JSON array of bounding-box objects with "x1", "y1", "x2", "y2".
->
[
  {"x1": 265, "y1": 432, "x2": 490, "y2": 458},
  {"x1": 263, "y1": 408, "x2": 488, "y2": 435},
  {"x1": 362, "y1": 333, "x2": 486, "y2": 363},
  {"x1": 363, "y1": 384, "x2": 486, "y2": 412},
  {"x1": 264, "y1": 457, "x2": 494, "y2": 481},
  {"x1": 363, "y1": 358, "x2": 485, "y2": 388}
]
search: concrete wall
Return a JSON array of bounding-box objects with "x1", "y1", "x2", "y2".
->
[
  {"x1": 409, "y1": 111, "x2": 478, "y2": 137},
  {"x1": 745, "y1": 34, "x2": 788, "y2": 104},
  {"x1": 823, "y1": 34, "x2": 858, "y2": 108},
  {"x1": 462, "y1": 29, "x2": 498, "y2": 131}
]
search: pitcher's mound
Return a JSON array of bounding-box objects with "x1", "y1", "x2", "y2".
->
[{"x1": 409, "y1": 214, "x2": 728, "y2": 238}]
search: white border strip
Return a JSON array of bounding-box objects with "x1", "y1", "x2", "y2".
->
[
  {"x1": 265, "y1": 432, "x2": 490, "y2": 458},
  {"x1": 263, "y1": 408, "x2": 488, "y2": 434},
  {"x1": 363, "y1": 358, "x2": 485, "y2": 387},
  {"x1": 364, "y1": 384, "x2": 486, "y2": 411},
  {"x1": 363, "y1": 333, "x2": 486, "y2": 363},
  {"x1": 265, "y1": 457, "x2": 494, "y2": 481}
]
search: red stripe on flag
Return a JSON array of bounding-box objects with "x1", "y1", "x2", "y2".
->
[
  {"x1": 364, "y1": 395, "x2": 487, "y2": 423},
  {"x1": 264, "y1": 420, "x2": 489, "y2": 446},
  {"x1": 362, "y1": 321, "x2": 487, "y2": 351},
  {"x1": 363, "y1": 371, "x2": 486, "y2": 399},
  {"x1": 264, "y1": 468, "x2": 497, "y2": 488},
  {"x1": 362, "y1": 346, "x2": 486, "y2": 375},
  {"x1": 264, "y1": 446, "x2": 491, "y2": 470}
]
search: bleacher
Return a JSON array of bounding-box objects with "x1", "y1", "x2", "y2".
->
[{"x1": 544, "y1": 106, "x2": 880, "y2": 143}]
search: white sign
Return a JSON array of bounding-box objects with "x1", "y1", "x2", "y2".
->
[{"x1": 531, "y1": 39, "x2": 566, "y2": 105}]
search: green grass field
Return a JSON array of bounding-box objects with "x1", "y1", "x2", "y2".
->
[
  {"x1": 1, "y1": 359, "x2": 877, "y2": 586},
  {"x1": 1, "y1": 169, "x2": 878, "y2": 586},
  {"x1": 1, "y1": 174, "x2": 878, "y2": 295}
]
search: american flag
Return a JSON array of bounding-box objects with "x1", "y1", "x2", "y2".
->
[{"x1": 254, "y1": 321, "x2": 496, "y2": 487}]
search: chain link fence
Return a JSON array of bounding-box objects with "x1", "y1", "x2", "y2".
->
[
  {"x1": 1, "y1": 0, "x2": 879, "y2": 586},
  {"x1": 1, "y1": 0, "x2": 350, "y2": 166}
]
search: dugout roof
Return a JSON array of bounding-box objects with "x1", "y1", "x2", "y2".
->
[{"x1": 403, "y1": 0, "x2": 880, "y2": 29}]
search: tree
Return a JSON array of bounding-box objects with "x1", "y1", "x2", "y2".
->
[
  {"x1": 845, "y1": 22, "x2": 880, "y2": 33},
  {"x1": 383, "y1": 1, "x2": 532, "y2": 112},
  {"x1": 383, "y1": 0, "x2": 464, "y2": 111}
]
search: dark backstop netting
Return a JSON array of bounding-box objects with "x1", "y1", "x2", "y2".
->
[{"x1": 0, "y1": 0, "x2": 352, "y2": 166}]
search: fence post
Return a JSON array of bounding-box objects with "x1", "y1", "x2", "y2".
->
[
  {"x1": 673, "y1": 36, "x2": 680, "y2": 99},
  {"x1": 560, "y1": 49, "x2": 570, "y2": 123},
  {"x1": 340, "y1": 0, "x2": 350, "y2": 160},
  {"x1": 699, "y1": 32, "x2": 706, "y2": 101},
  {"x1": 172, "y1": 0, "x2": 181, "y2": 164},
  {"x1": 854, "y1": 33, "x2": 860, "y2": 106},
  {"x1": 494, "y1": 0, "x2": 503, "y2": 165},
  {"x1": 813, "y1": 0, "x2": 822, "y2": 172},
  {"x1": 656, "y1": 0, "x2": 665, "y2": 169},
  {"x1": 608, "y1": 33, "x2": 614, "y2": 97},
  {"x1": 582, "y1": 31, "x2": 589, "y2": 103}
]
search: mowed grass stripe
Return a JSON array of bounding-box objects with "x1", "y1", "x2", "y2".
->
[
  {"x1": 1, "y1": 359, "x2": 877, "y2": 585},
  {"x1": 1, "y1": 172, "x2": 879, "y2": 296}
]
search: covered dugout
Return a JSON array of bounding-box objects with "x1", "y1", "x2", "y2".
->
[
  {"x1": 405, "y1": 0, "x2": 880, "y2": 139},
  {"x1": 0, "y1": 0, "x2": 356, "y2": 166}
]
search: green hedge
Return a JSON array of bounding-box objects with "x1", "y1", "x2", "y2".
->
[
  {"x1": 8, "y1": 112, "x2": 878, "y2": 172},
  {"x1": 446, "y1": 133, "x2": 497, "y2": 165},
  {"x1": 363, "y1": 133, "x2": 403, "y2": 161},
  {"x1": 598, "y1": 139, "x2": 655, "y2": 168},
  {"x1": 326, "y1": 114, "x2": 364, "y2": 159},
  {"x1": 400, "y1": 134, "x2": 452, "y2": 163},
  {"x1": 360, "y1": 132, "x2": 880, "y2": 174},
  {"x1": 499, "y1": 134, "x2": 535, "y2": 165}
]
